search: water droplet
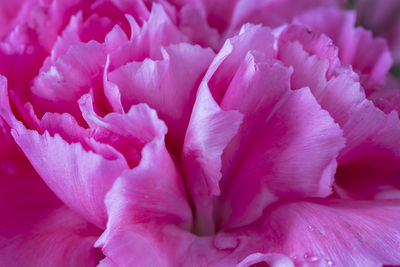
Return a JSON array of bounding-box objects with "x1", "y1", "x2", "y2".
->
[
  {"x1": 307, "y1": 225, "x2": 325, "y2": 235},
  {"x1": 213, "y1": 233, "x2": 239, "y2": 251},
  {"x1": 326, "y1": 260, "x2": 334, "y2": 266},
  {"x1": 1, "y1": 161, "x2": 17, "y2": 176},
  {"x1": 304, "y1": 253, "x2": 319, "y2": 263}
]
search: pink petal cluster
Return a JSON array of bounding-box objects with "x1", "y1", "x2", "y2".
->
[
  {"x1": 356, "y1": 0, "x2": 400, "y2": 63},
  {"x1": 0, "y1": 0, "x2": 399, "y2": 266}
]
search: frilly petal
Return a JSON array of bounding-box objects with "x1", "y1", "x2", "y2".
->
[
  {"x1": 219, "y1": 84, "x2": 344, "y2": 229},
  {"x1": 294, "y1": 8, "x2": 393, "y2": 92},
  {"x1": 278, "y1": 24, "x2": 400, "y2": 199},
  {"x1": 369, "y1": 76, "x2": 400, "y2": 115},
  {"x1": 79, "y1": 94, "x2": 167, "y2": 167},
  {"x1": 12, "y1": 126, "x2": 129, "y2": 229},
  {"x1": 109, "y1": 43, "x2": 215, "y2": 154},
  {"x1": 96, "y1": 123, "x2": 192, "y2": 266},
  {"x1": 0, "y1": 115, "x2": 101, "y2": 267},
  {"x1": 182, "y1": 23, "x2": 275, "y2": 234},
  {"x1": 237, "y1": 253, "x2": 294, "y2": 267},
  {"x1": 1, "y1": 74, "x2": 128, "y2": 229},
  {"x1": 31, "y1": 40, "x2": 106, "y2": 117},
  {"x1": 255, "y1": 199, "x2": 400, "y2": 266}
]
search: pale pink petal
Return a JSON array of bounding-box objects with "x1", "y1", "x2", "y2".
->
[
  {"x1": 31, "y1": 40, "x2": 106, "y2": 120},
  {"x1": 181, "y1": 24, "x2": 276, "y2": 234},
  {"x1": 98, "y1": 225, "x2": 195, "y2": 267},
  {"x1": 32, "y1": 41, "x2": 106, "y2": 102},
  {"x1": 206, "y1": 24, "x2": 275, "y2": 103},
  {"x1": 79, "y1": 94, "x2": 168, "y2": 167},
  {"x1": 0, "y1": 0, "x2": 96, "y2": 88},
  {"x1": 107, "y1": 3, "x2": 187, "y2": 68},
  {"x1": 26, "y1": 0, "x2": 94, "y2": 51},
  {"x1": 255, "y1": 199, "x2": 400, "y2": 266},
  {"x1": 0, "y1": 119, "x2": 101, "y2": 267},
  {"x1": 41, "y1": 12, "x2": 84, "y2": 72},
  {"x1": 103, "y1": 55, "x2": 124, "y2": 114},
  {"x1": 98, "y1": 257, "x2": 119, "y2": 267},
  {"x1": 96, "y1": 133, "x2": 277, "y2": 265},
  {"x1": 0, "y1": 74, "x2": 126, "y2": 230},
  {"x1": 217, "y1": 54, "x2": 344, "y2": 228},
  {"x1": 237, "y1": 253, "x2": 294, "y2": 267},
  {"x1": 294, "y1": 8, "x2": 393, "y2": 92},
  {"x1": 278, "y1": 22, "x2": 342, "y2": 79},
  {"x1": 109, "y1": 43, "x2": 214, "y2": 154},
  {"x1": 36, "y1": 110, "x2": 125, "y2": 161},
  {"x1": 90, "y1": 197, "x2": 400, "y2": 266},
  {"x1": 104, "y1": 24, "x2": 129, "y2": 54},
  {"x1": 183, "y1": 82, "x2": 242, "y2": 235},
  {"x1": 41, "y1": 9, "x2": 119, "y2": 73},
  {"x1": 219, "y1": 83, "x2": 344, "y2": 229},
  {"x1": 100, "y1": 137, "x2": 191, "y2": 229},
  {"x1": 96, "y1": 128, "x2": 192, "y2": 266},
  {"x1": 39, "y1": 0, "x2": 134, "y2": 74},
  {"x1": 11, "y1": 89, "x2": 173, "y2": 230},
  {"x1": 11, "y1": 125, "x2": 129, "y2": 229},
  {"x1": 278, "y1": 24, "x2": 400, "y2": 198}
]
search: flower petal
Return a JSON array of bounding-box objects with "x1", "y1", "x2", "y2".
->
[
  {"x1": 182, "y1": 24, "x2": 274, "y2": 234},
  {"x1": 31, "y1": 40, "x2": 106, "y2": 120},
  {"x1": 107, "y1": 2, "x2": 187, "y2": 68},
  {"x1": 0, "y1": 0, "x2": 101, "y2": 88},
  {"x1": 109, "y1": 43, "x2": 215, "y2": 154},
  {"x1": 369, "y1": 76, "x2": 400, "y2": 115},
  {"x1": 0, "y1": 118, "x2": 101, "y2": 267},
  {"x1": 237, "y1": 253, "x2": 294, "y2": 267},
  {"x1": 255, "y1": 199, "x2": 400, "y2": 266},
  {"x1": 218, "y1": 53, "x2": 344, "y2": 228},
  {"x1": 0, "y1": 73, "x2": 126, "y2": 229},
  {"x1": 11, "y1": 125, "x2": 128, "y2": 229},
  {"x1": 96, "y1": 126, "x2": 193, "y2": 266},
  {"x1": 294, "y1": 8, "x2": 393, "y2": 91},
  {"x1": 278, "y1": 24, "x2": 400, "y2": 199},
  {"x1": 79, "y1": 93, "x2": 168, "y2": 167}
]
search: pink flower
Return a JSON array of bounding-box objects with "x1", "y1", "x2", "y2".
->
[{"x1": 0, "y1": 1, "x2": 400, "y2": 266}]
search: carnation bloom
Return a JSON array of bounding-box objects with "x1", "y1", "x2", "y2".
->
[{"x1": 0, "y1": 1, "x2": 400, "y2": 267}]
